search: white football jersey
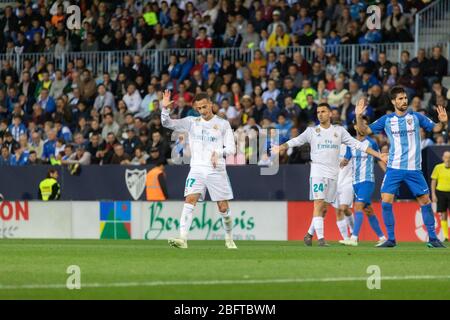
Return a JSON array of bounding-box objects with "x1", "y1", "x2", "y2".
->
[
  {"x1": 161, "y1": 108, "x2": 236, "y2": 169},
  {"x1": 286, "y1": 125, "x2": 368, "y2": 180}
]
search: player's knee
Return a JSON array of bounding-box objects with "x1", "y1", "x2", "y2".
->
[
  {"x1": 381, "y1": 193, "x2": 394, "y2": 203},
  {"x1": 417, "y1": 194, "x2": 431, "y2": 206},
  {"x1": 185, "y1": 196, "x2": 197, "y2": 206},
  {"x1": 217, "y1": 202, "x2": 228, "y2": 214}
]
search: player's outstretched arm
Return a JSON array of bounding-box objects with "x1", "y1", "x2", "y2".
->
[
  {"x1": 272, "y1": 128, "x2": 311, "y2": 154},
  {"x1": 355, "y1": 98, "x2": 373, "y2": 135},
  {"x1": 160, "y1": 89, "x2": 191, "y2": 131},
  {"x1": 366, "y1": 147, "x2": 387, "y2": 165},
  {"x1": 432, "y1": 105, "x2": 448, "y2": 133}
]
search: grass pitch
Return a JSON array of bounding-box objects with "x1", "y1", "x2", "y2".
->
[{"x1": 0, "y1": 240, "x2": 449, "y2": 300}]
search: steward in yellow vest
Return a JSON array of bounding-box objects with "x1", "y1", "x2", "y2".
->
[{"x1": 38, "y1": 168, "x2": 61, "y2": 201}]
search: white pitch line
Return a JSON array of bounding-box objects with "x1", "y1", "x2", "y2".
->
[{"x1": 1, "y1": 275, "x2": 450, "y2": 291}]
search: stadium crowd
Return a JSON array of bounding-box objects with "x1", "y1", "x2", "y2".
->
[{"x1": 0, "y1": 0, "x2": 448, "y2": 166}]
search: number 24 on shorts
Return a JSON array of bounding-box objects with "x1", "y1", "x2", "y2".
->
[
  {"x1": 313, "y1": 183, "x2": 324, "y2": 192},
  {"x1": 186, "y1": 178, "x2": 196, "y2": 188}
]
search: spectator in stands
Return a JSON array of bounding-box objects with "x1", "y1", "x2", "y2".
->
[
  {"x1": 399, "y1": 62, "x2": 425, "y2": 99},
  {"x1": 131, "y1": 146, "x2": 150, "y2": 165},
  {"x1": 94, "y1": 84, "x2": 116, "y2": 112},
  {"x1": 110, "y1": 143, "x2": 130, "y2": 165},
  {"x1": 101, "y1": 113, "x2": 120, "y2": 140},
  {"x1": 266, "y1": 24, "x2": 290, "y2": 52},
  {"x1": 384, "y1": 4, "x2": 412, "y2": 42},
  {"x1": 63, "y1": 145, "x2": 91, "y2": 165},
  {"x1": 425, "y1": 46, "x2": 449, "y2": 89},
  {"x1": 420, "y1": 128, "x2": 434, "y2": 150},
  {"x1": 122, "y1": 83, "x2": 142, "y2": 114},
  {"x1": 328, "y1": 78, "x2": 348, "y2": 108}
]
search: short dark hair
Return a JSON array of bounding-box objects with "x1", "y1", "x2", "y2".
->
[
  {"x1": 192, "y1": 92, "x2": 210, "y2": 104},
  {"x1": 47, "y1": 168, "x2": 58, "y2": 177},
  {"x1": 389, "y1": 86, "x2": 406, "y2": 100},
  {"x1": 317, "y1": 102, "x2": 332, "y2": 110}
]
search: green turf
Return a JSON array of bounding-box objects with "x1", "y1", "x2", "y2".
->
[{"x1": 0, "y1": 239, "x2": 449, "y2": 300}]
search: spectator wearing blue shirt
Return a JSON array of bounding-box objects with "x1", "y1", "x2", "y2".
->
[
  {"x1": 8, "y1": 115, "x2": 27, "y2": 141},
  {"x1": 350, "y1": 0, "x2": 366, "y2": 20},
  {"x1": 54, "y1": 119, "x2": 72, "y2": 142},
  {"x1": 359, "y1": 29, "x2": 382, "y2": 44},
  {"x1": 171, "y1": 53, "x2": 194, "y2": 87},
  {"x1": 325, "y1": 30, "x2": 341, "y2": 56},
  {"x1": 292, "y1": 7, "x2": 313, "y2": 36},
  {"x1": 10, "y1": 148, "x2": 29, "y2": 166},
  {"x1": 24, "y1": 19, "x2": 45, "y2": 42},
  {"x1": 37, "y1": 88, "x2": 56, "y2": 114},
  {"x1": 360, "y1": 71, "x2": 381, "y2": 92},
  {"x1": 202, "y1": 54, "x2": 220, "y2": 81},
  {"x1": 275, "y1": 114, "x2": 293, "y2": 144},
  {"x1": 263, "y1": 98, "x2": 281, "y2": 123},
  {"x1": 5, "y1": 87, "x2": 19, "y2": 112},
  {"x1": 42, "y1": 128, "x2": 57, "y2": 162}
]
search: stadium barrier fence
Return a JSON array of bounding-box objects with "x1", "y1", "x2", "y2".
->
[{"x1": 6, "y1": 42, "x2": 450, "y2": 79}]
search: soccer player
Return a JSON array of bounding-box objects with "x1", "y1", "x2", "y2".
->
[
  {"x1": 340, "y1": 115, "x2": 387, "y2": 246},
  {"x1": 273, "y1": 103, "x2": 386, "y2": 246},
  {"x1": 160, "y1": 90, "x2": 237, "y2": 249},
  {"x1": 332, "y1": 144, "x2": 355, "y2": 241},
  {"x1": 355, "y1": 86, "x2": 448, "y2": 248},
  {"x1": 431, "y1": 151, "x2": 450, "y2": 242}
]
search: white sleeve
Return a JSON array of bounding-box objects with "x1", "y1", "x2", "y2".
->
[
  {"x1": 286, "y1": 127, "x2": 311, "y2": 148},
  {"x1": 160, "y1": 107, "x2": 192, "y2": 131},
  {"x1": 216, "y1": 121, "x2": 235, "y2": 157},
  {"x1": 341, "y1": 127, "x2": 368, "y2": 152}
]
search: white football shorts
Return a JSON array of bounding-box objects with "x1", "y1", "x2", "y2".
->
[
  {"x1": 309, "y1": 176, "x2": 338, "y2": 204},
  {"x1": 184, "y1": 166, "x2": 234, "y2": 201},
  {"x1": 332, "y1": 182, "x2": 354, "y2": 209}
]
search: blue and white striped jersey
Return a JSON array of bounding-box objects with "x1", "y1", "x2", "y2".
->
[
  {"x1": 369, "y1": 111, "x2": 435, "y2": 170},
  {"x1": 345, "y1": 137, "x2": 379, "y2": 184}
]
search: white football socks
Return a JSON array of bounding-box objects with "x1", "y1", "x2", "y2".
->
[
  {"x1": 337, "y1": 219, "x2": 349, "y2": 240},
  {"x1": 179, "y1": 203, "x2": 195, "y2": 240},
  {"x1": 313, "y1": 216, "x2": 324, "y2": 239},
  {"x1": 220, "y1": 209, "x2": 233, "y2": 240},
  {"x1": 308, "y1": 219, "x2": 315, "y2": 236}
]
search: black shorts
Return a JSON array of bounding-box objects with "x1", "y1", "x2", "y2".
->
[{"x1": 436, "y1": 190, "x2": 450, "y2": 213}]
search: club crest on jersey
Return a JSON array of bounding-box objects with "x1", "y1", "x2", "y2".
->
[
  {"x1": 213, "y1": 124, "x2": 219, "y2": 130},
  {"x1": 316, "y1": 128, "x2": 320, "y2": 133},
  {"x1": 334, "y1": 133, "x2": 338, "y2": 138},
  {"x1": 407, "y1": 118, "x2": 412, "y2": 125}
]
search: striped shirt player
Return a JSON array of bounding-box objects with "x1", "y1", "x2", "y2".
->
[
  {"x1": 355, "y1": 87, "x2": 448, "y2": 248},
  {"x1": 342, "y1": 134, "x2": 386, "y2": 246}
]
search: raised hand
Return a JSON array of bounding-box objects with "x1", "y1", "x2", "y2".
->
[
  {"x1": 162, "y1": 89, "x2": 174, "y2": 109},
  {"x1": 437, "y1": 105, "x2": 448, "y2": 123},
  {"x1": 355, "y1": 98, "x2": 367, "y2": 117}
]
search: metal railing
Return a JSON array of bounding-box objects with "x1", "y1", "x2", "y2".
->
[
  {"x1": 415, "y1": 0, "x2": 450, "y2": 54},
  {"x1": 2, "y1": 42, "x2": 434, "y2": 79}
]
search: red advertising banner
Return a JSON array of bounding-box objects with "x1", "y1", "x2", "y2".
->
[{"x1": 288, "y1": 201, "x2": 443, "y2": 242}]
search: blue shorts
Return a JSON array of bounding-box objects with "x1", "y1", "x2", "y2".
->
[
  {"x1": 353, "y1": 181, "x2": 375, "y2": 205},
  {"x1": 381, "y1": 168, "x2": 429, "y2": 198}
]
